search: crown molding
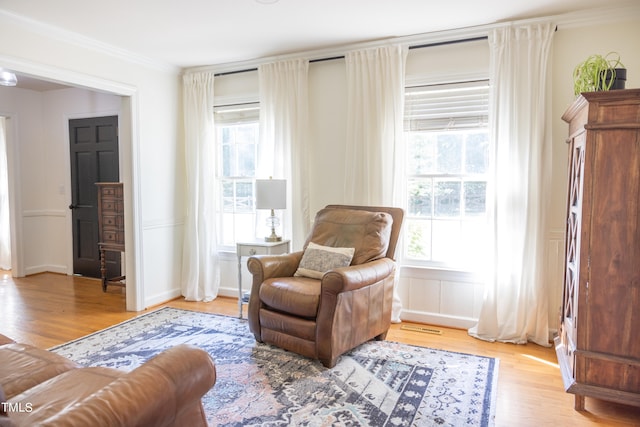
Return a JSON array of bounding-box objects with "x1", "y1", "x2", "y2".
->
[
  {"x1": 0, "y1": 9, "x2": 179, "y2": 74},
  {"x1": 185, "y1": 3, "x2": 640, "y2": 76},
  {"x1": 1, "y1": 2, "x2": 636, "y2": 78},
  {"x1": 0, "y1": 54, "x2": 138, "y2": 96},
  {"x1": 554, "y1": 3, "x2": 640, "y2": 29}
]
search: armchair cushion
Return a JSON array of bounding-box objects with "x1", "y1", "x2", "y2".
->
[
  {"x1": 294, "y1": 242, "x2": 355, "y2": 279},
  {"x1": 260, "y1": 276, "x2": 320, "y2": 318},
  {"x1": 305, "y1": 208, "x2": 393, "y2": 265}
]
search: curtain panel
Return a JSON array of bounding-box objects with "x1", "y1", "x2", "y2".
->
[
  {"x1": 344, "y1": 45, "x2": 407, "y2": 322},
  {"x1": 258, "y1": 59, "x2": 311, "y2": 250},
  {"x1": 181, "y1": 72, "x2": 220, "y2": 301},
  {"x1": 469, "y1": 23, "x2": 555, "y2": 346},
  {"x1": 344, "y1": 45, "x2": 407, "y2": 207}
]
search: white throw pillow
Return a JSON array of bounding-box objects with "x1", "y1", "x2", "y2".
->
[{"x1": 294, "y1": 242, "x2": 355, "y2": 279}]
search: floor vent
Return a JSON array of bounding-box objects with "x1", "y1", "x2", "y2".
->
[{"x1": 400, "y1": 325, "x2": 443, "y2": 335}]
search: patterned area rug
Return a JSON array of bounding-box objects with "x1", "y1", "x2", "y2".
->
[{"x1": 51, "y1": 308, "x2": 498, "y2": 426}]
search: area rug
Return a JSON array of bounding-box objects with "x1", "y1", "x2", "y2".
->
[{"x1": 51, "y1": 307, "x2": 499, "y2": 426}]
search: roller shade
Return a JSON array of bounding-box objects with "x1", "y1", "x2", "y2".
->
[
  {"x1": 214, "y1": 102, "x2": 260, "y2": 124},
  {"x1": 404, "y1": 81, "x2": 489, "y2": 131}
]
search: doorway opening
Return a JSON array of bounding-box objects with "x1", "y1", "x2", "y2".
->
[{"x1": 0, "y1": 67, "x2": 141, "y2": 311}]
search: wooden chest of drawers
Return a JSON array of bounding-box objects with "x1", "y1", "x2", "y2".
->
[
  {"x1": 97, "y1": 183, "x2": 125, "y2": 249},
  {"x1": 96, "y1": 182, "x2": 125, "y2": 291}
]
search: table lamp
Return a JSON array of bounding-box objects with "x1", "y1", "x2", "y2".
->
[{"x1": 256, "y1": 178, "x2": 286, "y2": 242}]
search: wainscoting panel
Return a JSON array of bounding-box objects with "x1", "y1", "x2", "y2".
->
[
  {"x1": 22, "y1": 210, "x2": 68, "y2": 275},
  {"x1": 218, "y1": 230, "x2": 565, "y2": 332},
  {"x1": 404, "y1": 277, "x2": 441, "y2": 314},
  {"x1": 397, "y1": 267, "x2": 484, "y2": 329}
]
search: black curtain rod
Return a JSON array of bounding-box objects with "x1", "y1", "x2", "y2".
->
[
  {"x1": 408, "y1": 36, "x2": 488, "y2": 50},
  {"x1": 214, "y1": 35, "x2": 489, "y2": 77},
  {"x1": 215, "y1": 68, "x2": 258, "y2": 77}
]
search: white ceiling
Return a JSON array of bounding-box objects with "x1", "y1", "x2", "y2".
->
[{"x1": 0, "y1": 0, "x2": 636, "y2": 90}]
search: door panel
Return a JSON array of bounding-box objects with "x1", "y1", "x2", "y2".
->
[{"x1": 69, "y1": 116, "x2": 120, "y2": 278}]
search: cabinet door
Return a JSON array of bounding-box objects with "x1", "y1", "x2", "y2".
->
[
  {"x1": 560, "y1": 131, "x2": 586, "y2": 369},
  {"x1": 586, "y1": 128, "x2": 640, "y2": 357}
]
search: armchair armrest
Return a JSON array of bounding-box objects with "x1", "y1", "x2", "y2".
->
[
  {"x1": 317, "y1": 258, "x2": 396, "y2": 367},
  {"x1": 247, "y1": 251, "x2": 303, "y2": 283},
  {"x1": 246, "y1": 252, "x2": 303, "y2": 340},
  {"x1": 39, "y1": 344, "x2": 216, "y2": 427},
  {"x1": 321, "y1": 258, "x2": 395, "y2": 294}
]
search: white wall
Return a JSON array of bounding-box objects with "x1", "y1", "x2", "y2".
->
[
  {"x1": 0, "y1": 89, "x2": 44, "y2": 274},
  {"x1": 308, "y1": 58, "x2": 349, "y2": 212},
  {"x1": 215, "y1": 10, "x2": 640, "y2": 331},
  {"x1": 0, "y1": 11, "x2": 183, "y2": 310}
]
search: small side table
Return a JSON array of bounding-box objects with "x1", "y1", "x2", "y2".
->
[{"x1": 237, "y1": 240, "x2": 290, "y2": 319}]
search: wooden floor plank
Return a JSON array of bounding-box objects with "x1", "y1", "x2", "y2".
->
[{"x1": 1, "y1": 272, "x2": 639, "y2": 426}]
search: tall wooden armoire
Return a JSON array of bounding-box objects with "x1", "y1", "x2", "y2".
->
[{"x1": 555, "y1": 89, "x2": 640, "y2": 410}]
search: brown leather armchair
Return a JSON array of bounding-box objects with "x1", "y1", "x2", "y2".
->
[{"x1": 247, "y1": 205, "x2": 403, "y2": 368}]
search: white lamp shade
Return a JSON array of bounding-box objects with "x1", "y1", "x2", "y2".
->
[{"x1": 256, "y1": 179, "x2": 286, "y2": 210}]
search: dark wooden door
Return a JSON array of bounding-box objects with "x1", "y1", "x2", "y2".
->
[{"x1": 69, "y1": 116, "x2": 120, "y2": 278}]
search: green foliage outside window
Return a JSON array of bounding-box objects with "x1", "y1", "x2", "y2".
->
[{"x1": 405, "y1": 129, "x2": 490, "y2": 269}]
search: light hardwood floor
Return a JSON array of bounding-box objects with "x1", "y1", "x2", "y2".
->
[{"x1": 1, "y1": 272, "x2": 639, "y2": 426}]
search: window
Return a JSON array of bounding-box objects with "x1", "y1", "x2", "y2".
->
[
  {"x1": 403, "y1": 81, "x2": 490, "y2": 270},
  {"x1": 215, "y1": 103, "x2": 260, "y2": 248}
]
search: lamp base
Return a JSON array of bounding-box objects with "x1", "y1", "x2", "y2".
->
[{"x1": 264, "y1": 211, "x2": 282, "y2": 242}]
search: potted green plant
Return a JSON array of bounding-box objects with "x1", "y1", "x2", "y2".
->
[{"x1": 573, "y1": 52, "x2": 626, "y2": 96}]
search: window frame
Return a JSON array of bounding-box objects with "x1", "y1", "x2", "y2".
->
[
  {"x1": 214, "y1": 102, "x2": 260, "y2": 250},
  {"x1": 402, "y1": 80, "x2": 491, "y2": 272}
]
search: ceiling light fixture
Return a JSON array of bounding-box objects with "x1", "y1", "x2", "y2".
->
[{"x1": 0, "y1": 69, "x2": 17, "y2": 87}]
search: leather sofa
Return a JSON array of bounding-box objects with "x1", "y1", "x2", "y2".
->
[
  {"x1": 0, "y1": 334, "x2": 216, "y2": 427},
  {"x1": 247, "y1": 205, "x2": 403, "y2": 368}
]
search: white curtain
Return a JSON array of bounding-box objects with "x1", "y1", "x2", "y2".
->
[
  {"x1": 181, "y1": 72, "x2": 219, "y2": 301},
  {"x1": 469, "y1": 23, "x2": 555, "y2": 347},
  {"x1": 0, "y1": 117, "x2": 10, "y2": 270},
  {"x1": 344, "y1": 45, "x2": 407, "y2": 322},
  {"x1": 344, "y1": 45, "x2": 407, "y2": 206},
  {"x1": 258, "y1": 59, "x2": 310, "y2": 250}
]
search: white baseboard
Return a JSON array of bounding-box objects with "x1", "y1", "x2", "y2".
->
[
  {"x1": 145, "y1": 289, "x2": 182, "y2": 308},
  {"x1": 217, "y1": 286, "x2": 240, "y2": 299},
  {"x1": 24, "y1": 264, "x2": 67, "y2": 276},
  {"x1": 399, "y1": 309, "x2": 478, "y2": 330}
]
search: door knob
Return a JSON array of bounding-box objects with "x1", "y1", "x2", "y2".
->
[{"x1": 68, "y1": 204, "x2": 78, "y2": 210}]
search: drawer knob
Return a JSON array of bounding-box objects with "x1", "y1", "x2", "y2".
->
[{"x1": 249, "y1": 249, "x2": 257, "y2": 255}]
